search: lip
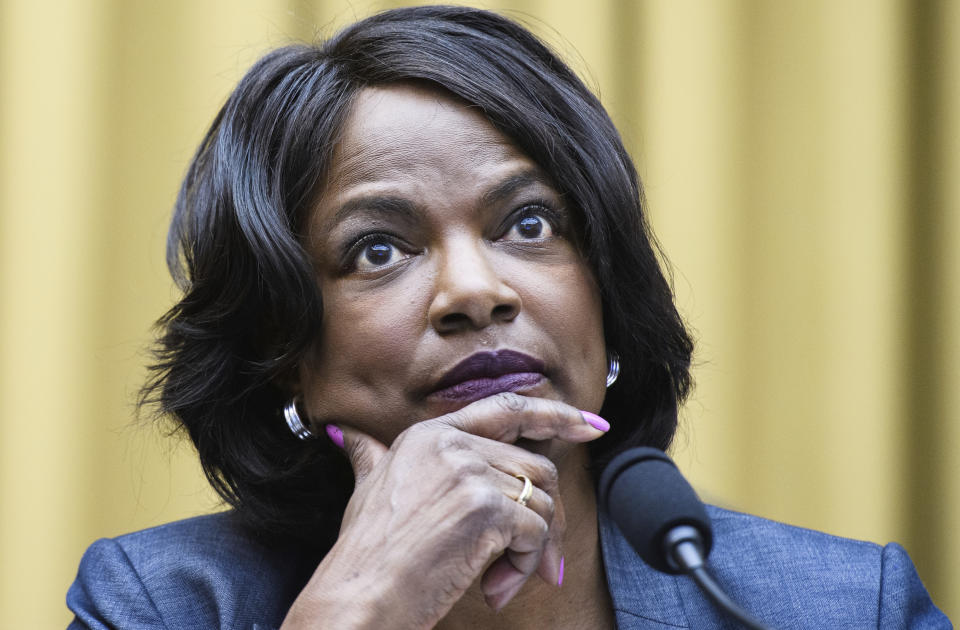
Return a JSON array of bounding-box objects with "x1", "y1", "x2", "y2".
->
[{"x1": 430, "y1": 350, "x2": 546, "y2": 403}]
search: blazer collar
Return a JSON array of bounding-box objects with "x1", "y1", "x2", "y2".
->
[{"x1": 598, "y1": 508, "x2": 691, "y2": 629}]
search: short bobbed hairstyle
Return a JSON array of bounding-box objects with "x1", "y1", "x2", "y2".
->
[{"x1": 146, "y1": 5, "x2": 693, "y2": 550}]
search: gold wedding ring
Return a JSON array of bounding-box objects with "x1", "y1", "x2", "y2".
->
[{"x1": 514, "y1": 474, "x2": 533, "y2": 507}]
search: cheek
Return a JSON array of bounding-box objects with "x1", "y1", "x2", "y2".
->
[
  {"x1": 523, "y1": 261, "x2": 607, "y2": 407},
  {"x1": 321, "y1": 292, "x2": 421, "y2": 363},
  {"x1": 545, "y1": 271, "x2": 603, "y2": 336},
  {"x1": 538, "y1": 260, "x2": 604, "y2": 344},
  {"x1": 299, "y1": 280, "x2": 428, "y2": 423}
]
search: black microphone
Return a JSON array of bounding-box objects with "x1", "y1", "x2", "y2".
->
[{"x1": 599, "y1": 447, "x2": 772, "y2": 630}]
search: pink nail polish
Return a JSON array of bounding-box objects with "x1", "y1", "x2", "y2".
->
[
  {"x1": 558, "y1": 556, "x2": 565, "y2": 586},
  {"x1": 580, "y1": 411, "x2": 610, "y2": 432},
  {"x1": 325, "y1": 424, "x2": 344, "y2": 448}
]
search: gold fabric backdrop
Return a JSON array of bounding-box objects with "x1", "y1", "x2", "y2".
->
[{"x1": 1, "y1": 0, "x2": 956, "y2": 626}]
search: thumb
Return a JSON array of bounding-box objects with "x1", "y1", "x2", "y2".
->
[{"x1": 326, "y1": 423, "x2": 388, "y2": 485}]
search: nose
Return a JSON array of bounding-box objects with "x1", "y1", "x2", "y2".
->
[{"x1": 428, "y1": 238, "x2": 522, "y2": 334}]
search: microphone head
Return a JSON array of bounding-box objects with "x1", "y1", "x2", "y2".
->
[{"x1": 598, "y1": 447, "x2": 712, "y2": 574}]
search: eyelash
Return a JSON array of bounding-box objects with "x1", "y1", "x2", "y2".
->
[
  {"x1": 341, "y1": 232, "x2": 412, "y2": 273},
  {"x1": 339, "y1": 200, "x2": 567, "y2": 272},
  {"x1": 501, "y1": 201, "x2": 565, "y2": 239}
]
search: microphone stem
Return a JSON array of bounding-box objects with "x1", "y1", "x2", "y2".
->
[
  {"x1": 669, "y1": 538, "x2": 772, "y2": 630},
  {"x1": 687, "y1": 565, "x2": 771, "y2": 630}
]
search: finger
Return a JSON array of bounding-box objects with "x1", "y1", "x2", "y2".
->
[
  {"x1": 479, "y1": 501, "x2": 550, "y2": 610},
  {"x1": 536, "y1": 492, "x2": 565, "y2": 586},
  {"x1": 486, "y1": 450, "x2": 565, "y2": 586},
  {"x1": 481, "y1": 555, "x2": 528, "y2": 611},
  {"x1": 495, "y1": 472, "x2": 554, "y2": 523},
  {"x1": 334, "y1": 423, "x2": 389, "y2": 485},
  {"x1": 434, "y1": 393, "x2": 609, "y2": 445},
  {"x1": 494, "y1": 470, "x2": 564, "y2": 587}
]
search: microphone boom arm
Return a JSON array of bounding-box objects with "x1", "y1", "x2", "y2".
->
[
  {"x1": 666, "y1": 525, "x2": 771, "y2": 630},
  {"x1": 599, "y1": 448, "x2": 774, "y2": 630}
]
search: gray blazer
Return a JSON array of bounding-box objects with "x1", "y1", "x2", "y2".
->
[{"x1": 67, "y1": 506, "x2": 950, "y2": 629}]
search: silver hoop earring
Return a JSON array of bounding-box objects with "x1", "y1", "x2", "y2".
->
[
  {"x1": 606, "y1": 352, "x2": 620, "y2": 388},
  {"x1": 283, "y1": 397, "x2": 314, "y2": 440}
]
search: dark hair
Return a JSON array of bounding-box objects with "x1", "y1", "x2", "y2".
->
[{"x1": 144, "y1": 5, "x2": 693, "y2": 550}]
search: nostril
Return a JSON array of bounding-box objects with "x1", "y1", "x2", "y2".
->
[
  {"x1": 438, "y1": 312, "x2": 473, "y2": 331},
  {"x1": 492, "y1": 304, "x2": 516, "y2": 320}
]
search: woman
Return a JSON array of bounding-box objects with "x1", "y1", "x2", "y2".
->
[{"x1": 67, "y1": 6, "x2": 947, "y2": 629}]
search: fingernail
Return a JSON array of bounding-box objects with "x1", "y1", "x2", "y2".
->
[
  {"x1": 557, "y1": 556, "x2": 565, "y2": 586},
  {"x1": 580, "y1": 411, "x2": 609, "y2": 432},
  {"x1": 325, "y1": 424, "x2": 344, "y2": 448}
]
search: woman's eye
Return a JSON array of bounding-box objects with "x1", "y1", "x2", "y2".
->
[
  {"x1": 353, "y1": 239, "x2": 410, "y2": 271},
  {"x1": 502, "y1": 212, "x2": 555, "y2": 241}
]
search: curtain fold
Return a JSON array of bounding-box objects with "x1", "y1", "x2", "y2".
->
[{"x1": 1, "y1": 1, "x2": 955, "y2": 625}]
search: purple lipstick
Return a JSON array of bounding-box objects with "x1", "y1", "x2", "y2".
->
[{"x1": 430, "y1": 350, "x2": 545, "y2": 403}]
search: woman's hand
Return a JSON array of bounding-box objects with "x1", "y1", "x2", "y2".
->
[{"x1": 280, "y1": 393, "x2": 608, "y2": 630}]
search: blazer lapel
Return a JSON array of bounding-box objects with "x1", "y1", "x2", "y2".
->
[{"x1": 598, "y1": 509, "x2": 691, "y2": 629}]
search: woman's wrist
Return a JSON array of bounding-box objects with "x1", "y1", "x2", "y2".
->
[
  {"x1": 281, "y1": 569, "x2": 385, "y2": 630},
  {"x1": 281, "y1": 591, "x2": 381, "y2": 630},
  {"x1": 281, "y1": 538, "x2": 410, "y2": 630}
]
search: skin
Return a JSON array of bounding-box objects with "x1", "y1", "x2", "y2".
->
[{"x1": 283, "y1": 83, "x2": 616, "y2": 629}]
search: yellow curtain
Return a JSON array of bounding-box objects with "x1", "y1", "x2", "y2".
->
[{"x1": 1, "y1": 1, "x2": 956, "y2": 625}]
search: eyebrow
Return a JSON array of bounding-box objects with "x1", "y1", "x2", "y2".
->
[
  {"x1": 325, "y1": 168, "x2": 555, "y2": 231},
  {"x1": 330, "y1": 195, "x2": 420, "y2": 227},
  {"x1": 479, "y1": 169, "x2": 554, "y2": 208}
]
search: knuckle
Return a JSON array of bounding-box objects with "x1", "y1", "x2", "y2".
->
[
  {"x1": 445, "y1": 453, "x2": 486, "y2": 479},
  {"x1": 402, "y1": 419, "x2": 436, "y2": 442},
  {"x1": 393, "y1": 423, "x2": 429, "y2": 451},
  {"x1": 543, "y1": 494, "x2": 557, "y2": 519},
  {"x1": 546, "y1": 400, "x2": 571, "y2": 427},
  {"x1": 533, "y1": 516, "x2": 549, "y2": 540},
  {"x1": 343, "y1": 438, "x2": 360, "y2": 459},
  {"x1": 347, "y1": 443, "x2": 372, "y2": 471},
  {"x1": 434, "y1": 429, "x2": 470, "y2": 454},
  {"x1": 490, "y1": 391, "x2": 529, "y2": 414},
  {"x1": 532, "y1": 456, "x2": 559, "y2": 489},
  {"x1": 459, "y1": 481, "x2": 503, "y2": 518},
  {"x1": 390, "y1": 428, "x2": 412, "y2": 451},
  {"x1": 540, "y1": 492, "x2": 555, "y2": 520},
  {"x1": 402, "y1": 422, "x2": 463, "y2": 454},
  {"x1": 473, "y1": 531, "x2": 507, "y2": 564},
  {"x1": 440, "y1": 406, "x2": 477, "y2": 431}
]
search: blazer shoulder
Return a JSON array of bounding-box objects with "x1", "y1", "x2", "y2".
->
[
  {"x1": 67, "y1": 512, "x2": 311, "y2": 630},
  {"x1": 701, "y1": 505, "x2": 950, "y2": 628},
  {"x1": 107, "y1": 511, "x2": 269, "y2": 566},
  {"x1": 706, "y1": 504, "x2": 880, "y2": 558}
]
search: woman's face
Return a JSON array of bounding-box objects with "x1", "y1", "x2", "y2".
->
[{"x1": 299, "y1": 83, "x2": 607, "y2": 447}]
